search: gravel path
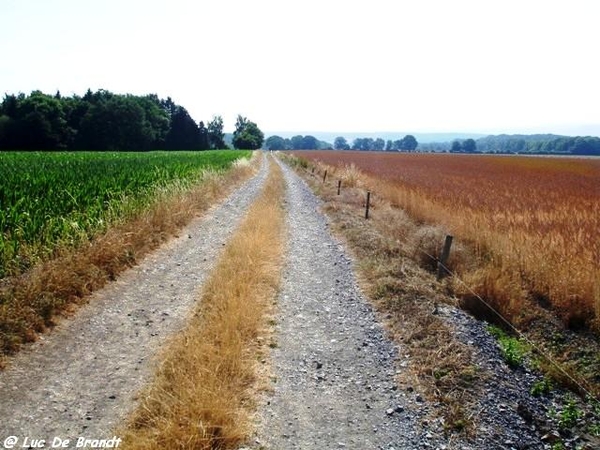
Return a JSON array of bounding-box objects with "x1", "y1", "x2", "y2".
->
[
  {"x1": 0, "y1": 157, "x2": 268, "y2": 445},
  {"x1": 253, "y1": 159, "x2": 440, "y2": 450}
]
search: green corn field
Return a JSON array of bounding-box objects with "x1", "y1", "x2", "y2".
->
[{"x1": 0, "y1": 150, "x2": 250, "y2": 278}]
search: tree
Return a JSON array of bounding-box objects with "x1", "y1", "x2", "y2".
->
[
  {"x1": 109, "y1": 96, "x2": 155, "y2": 150},
  {"x1": 198, "y1": 121, "x2": 209, "y2": 150},
  {"x1": 1, "y1": 93, "x2": 20, "y2": 117},
  {"x1": 138, "y1": 95, "x2": 170, "y2": 148},
  {"x1": 334, "y1": 136, "x2": 350, "y2": 150},
  {"x1": 373, "y1": 138, "x2": 385, "y2": 151},
  {"x1": 301, "y1": 135, "x2": 319, "y2": 150},
  {"x1": 76, "y1": 95, "x2": 158, "y2": 150},
  {"x1": 14, "y1": 91, "x2": 70, "y2": 149},
  {"x1": 207, "y1": 115, "x2": 226, "y2": 149},
  {"x1": 160, "y1": 97, "x2": 177, "y2": 119},
  {"x1": 352, "y1": 138, "x2": 375, "y2": 151},
  {"x1": 283, "y1": 134, "x2": 321, "y2": 150},
  {"x1": 0, "y1": 115, "x2": 14, "y2": 149},
  {"x1": 0, "y1": 94, "x2": 20, "y2": 149},
  {"x1": 164, "y1": 106, "x2": 200, "y2": 150},
  {"x1": 62, "y1": 95, "x2": 89, "y2": 146},
  {"x1": 398, "y1": 135, "x2": 418, "y2": 151},
  {"x1": 232, "y1": 115, "x2": 264, "y2": 150},
  {"x1": 462, "y1": 138, "x2": 476, "y2": 153},
  {"x1": 385, "y1": 140, "x2": 393, "y2": 151},
  {"x1": 265, "y1": 135, "x2": 287, "y2": 150},
  {"x1": 318, "y1": 140, "x2": 333, "y2": 150},
  {"x1": 290, "y1": 135, "x2": 305, "y2": 150},
  {"x1": 451, "y1": 140, "x2": 462, "y2": 152}
]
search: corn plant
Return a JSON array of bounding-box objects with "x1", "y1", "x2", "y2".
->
[{"x1": 0, "y1": 150, "x2": 249, "y2": 278}]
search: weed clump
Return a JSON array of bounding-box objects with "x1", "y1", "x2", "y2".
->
[{"x1": 487, "y1": 325, "x2": 529, "y2": 368}]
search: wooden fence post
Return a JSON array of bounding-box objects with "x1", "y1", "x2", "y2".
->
[
  {"x1": 337, "y1": 180, "x2": 341, "y2": 195},
  {"x1": 437, "y1": 235, "x2": 454, "y2": 280},
  {"x1": 365, "y1": 191, "x2": 371, "y2": 219}
]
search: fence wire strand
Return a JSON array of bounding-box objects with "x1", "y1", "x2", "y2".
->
[{"x1": 429, "y1": 251, "x2": 599, "y2": 403}]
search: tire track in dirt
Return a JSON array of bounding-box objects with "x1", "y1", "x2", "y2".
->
[
  {"x1": 0, "y1": 156, "x2": 269, "y2": 445},
  {"x1": 253, "y1": 158, "x2": 438, "y2": 449}
]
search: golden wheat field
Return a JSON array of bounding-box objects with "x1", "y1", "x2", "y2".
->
[{"x1": 292, "y1": 151, "x2": 600, "y2": 332}]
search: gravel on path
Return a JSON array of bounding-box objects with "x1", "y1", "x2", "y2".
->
[
  {"x1": 0, "y1": 156, "x2": 269, "y2": 445},
  {"x1": 254, "y1": 158, "x2": 441, "y2": 450}
]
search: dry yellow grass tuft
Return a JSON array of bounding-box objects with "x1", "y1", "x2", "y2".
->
[
  {"x1": 119, "y1": 155, "x2": 285, "y2": 449},
  {"x1": 0, "y1": 154, "x2": 258, "y2": 366},
  {"x1": 339, "y1": 163, "x2": 362, "y2": 188}
]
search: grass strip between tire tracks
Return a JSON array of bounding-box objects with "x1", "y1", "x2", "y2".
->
[{"x1": 119, "y1": 155, "x2": 285, "y2": 449}]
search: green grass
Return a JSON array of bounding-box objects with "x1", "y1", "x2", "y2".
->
[
  {"x1": 487, "y1": 325, "x2": 530, "y2": 368},
  {"x1": 558, "y1": 396, "x2": 583, "y2": 429},
  {"x1": 0, "y1": 150, "x2": 249, "y2": 278},
  {"x1": 531, "y1": 377, "x2": 553, "y2": 396}
]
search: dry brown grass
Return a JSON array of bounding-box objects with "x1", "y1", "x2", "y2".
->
[
  {"x1": 338, "y1": 163, "x2": 362, "y2": 188},
  {"x1": 119, "y1": 155, "x2": 285, "y2": 449},
  {"x1": 0, "y1": 154, "x2": 259, "y2": 368}
]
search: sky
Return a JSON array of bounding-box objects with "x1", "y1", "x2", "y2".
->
[{"x1": 1, "y1": 0, "x2": 599, "y2": 136}]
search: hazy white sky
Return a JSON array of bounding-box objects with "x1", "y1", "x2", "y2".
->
[{"x1": 2, "y1": 0, "x2": 599, "y2": 135}]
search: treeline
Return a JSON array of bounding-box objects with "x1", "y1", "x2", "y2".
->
[
  {"x1": 420, "y1": 134, "x2": 600, "y2": 155},
  {"x1": 476, "y1": 134, "x2": 600, "y2": 155},
  {"x1": 264, "y1": 134, "x2": 418, "y2": 151},
  {"x1": 419, "y1": 138, "x2": 478, "y2": 153},
  {"x1": 0, "y1": 89, "x2": 230, "y2": 151},
  {"x1": 264, "y1": 134, "x2": 332, "y2": 151},
  {"x1": 343, "y1": 135, "x2": 418, "y2": 151}
]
